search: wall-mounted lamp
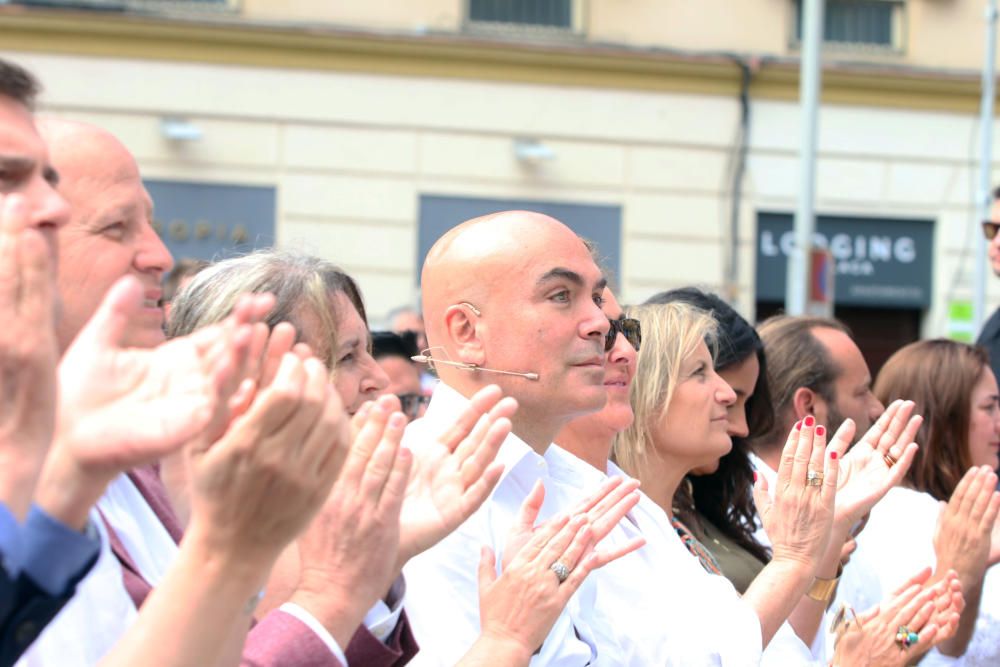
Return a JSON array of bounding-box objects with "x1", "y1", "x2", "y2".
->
[
  {"x1": 160, "y1": 117, "x2": 203, "y2": 142},
  {"x1": 513, "y1": 138, "x2": 555, "y2": 165}
]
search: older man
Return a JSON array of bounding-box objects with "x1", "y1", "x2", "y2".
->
[
  {"x1": 403, "y1": 212, "x2": 654, "y2": 665},
  {"x1": 34, "y1": 117, "x2": 425, "y2": 666}
]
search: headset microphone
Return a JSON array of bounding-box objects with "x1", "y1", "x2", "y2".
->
[{"x1": 411, "y1": 355, "x2": 540, "y2": 381}]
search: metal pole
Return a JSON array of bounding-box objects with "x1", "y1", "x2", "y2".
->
[
  {"x1": 974, "y1": 0, "x2": 998, "y2": 335},
  {"x1": 786, "y1": 0, "x2": 825, "y2": 315}
]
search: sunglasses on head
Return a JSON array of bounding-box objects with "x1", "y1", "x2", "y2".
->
[
  {"x1": 605, "y1": 317, "x2": 641, "y2": 352},
  {"x1": 984, "y1": 221, "x2": 1000, "y2": 241}
]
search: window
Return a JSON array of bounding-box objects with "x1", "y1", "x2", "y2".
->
[
  {"x1": 794, "y1": 0, "x2": 905, "y2": 49},
  {"x1": 468, "y1": 0, "x2": 577, "y2": 30}
]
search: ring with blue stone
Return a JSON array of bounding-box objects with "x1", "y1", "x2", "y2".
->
[{"x1": 894, "y1": 626, "x2": 918, "y2": 649}]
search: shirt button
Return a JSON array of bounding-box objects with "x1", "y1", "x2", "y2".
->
[{"x1": 15, "y1": 621, "x2": 38, "y2": 646}]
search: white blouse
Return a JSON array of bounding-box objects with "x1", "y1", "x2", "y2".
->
[{"x1": 828, "y1": 485, "x2": 1000, "y2": 666}]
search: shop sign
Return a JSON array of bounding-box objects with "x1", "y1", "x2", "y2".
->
[
  {"x1": 756, "y1": 212, "x2": 933, "y2": 308},
  {"x1": 145, "y1": 180, "x2": 276, "y2": 262}
]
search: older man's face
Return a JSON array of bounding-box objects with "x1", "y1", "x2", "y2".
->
[
  {"x1": 0, "y1": 97, "x2": 70, "y2": 256},
  {"x1": 44, "y1": 126, "x2": 173, "y2": 350}
]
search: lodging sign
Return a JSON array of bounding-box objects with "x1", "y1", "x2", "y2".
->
[{"x1": 755, "y1": 212, "x2": 934, "y2": 308}]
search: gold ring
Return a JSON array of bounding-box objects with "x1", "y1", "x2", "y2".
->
[
  {"x1": 883, "y1": 452, "x2": 898, "y2": 468},
  {"x1": 806, "y1": 470, "x2": 824, "y2": 487}
]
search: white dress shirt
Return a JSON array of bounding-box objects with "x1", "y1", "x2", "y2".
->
[{"x1": 404, "y1": 383, "x2": 624, "y2": 666}]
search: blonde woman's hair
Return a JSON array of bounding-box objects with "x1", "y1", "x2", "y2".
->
[{"x1": 613, "y1": 301, "x2": 718, "y2": 476}]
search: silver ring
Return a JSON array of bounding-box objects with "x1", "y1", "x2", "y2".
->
[
  {"x1": 806, "y1": 470, "x2": 824, "y2": 487},
  {"x1": 550, "y1": 561, "x2": 570, "y2": 583}
]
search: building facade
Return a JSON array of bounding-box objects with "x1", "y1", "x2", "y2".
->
[{"x1": 1, "y1": 0, "x2": 996, "y2": 368}]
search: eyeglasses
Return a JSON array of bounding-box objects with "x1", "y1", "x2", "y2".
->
[
  {"x1": 606, "y1": 317, "x2": 641, "y2": 352},
  {"x1": 397, "y1": 393, "x2": 430, "y2": 419},
  {"x1": 983, "y1": 220, "x2": 1000, "y2": 241}
]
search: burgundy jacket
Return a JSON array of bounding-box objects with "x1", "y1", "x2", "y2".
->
[{"x1": 103, "y1": 466, "x2": 418, "y2": 667}]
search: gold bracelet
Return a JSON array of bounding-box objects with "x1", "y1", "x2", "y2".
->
[{"x1": 806, "y1": 565, "x2": 843, "y2": 603}]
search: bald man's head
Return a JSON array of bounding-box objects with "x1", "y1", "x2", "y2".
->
[
  {"x1": 422, "y1": 211, "x2": 610, "y2": 443},
  {"x1": 39, "y1": 119, "x2": 173, "y2": 350}
]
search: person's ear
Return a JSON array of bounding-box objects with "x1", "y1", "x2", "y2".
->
[
  {"x1": 791, "y1": 386, "x2": 820, "y2": 422},
  {"x1": 442, "y1": 303, "x2": 485, "y2": 366}
]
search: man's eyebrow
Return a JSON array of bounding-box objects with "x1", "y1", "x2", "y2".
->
[
  {"x1": 537, "y1": 267, "x2": 583, "y2": 287},
  {"x1": 0, "y1": 154, "x2": 34, "y2": 172},
  {"x1": 536, "y1": 268, "x2": 608, "y2": 292}
]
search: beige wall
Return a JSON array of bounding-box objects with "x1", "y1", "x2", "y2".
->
[
  {"x1": 6, "y1": 48, "x2": 997, "y2": 333},
  {"x1": 235, "y1": 0, "x2": 999, "y2": 73}
]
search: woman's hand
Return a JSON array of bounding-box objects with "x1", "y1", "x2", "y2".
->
[
  {"x1": 460, "y1": 482, "x2": 644, "y2": 666},
  {"x1": 754, "y1": 416, "x2": 839, "y2": 572},
  {"x1": 829, "y1": 400, "x2": 921, "y2": 530},
  {"x1": 290, "y1": 394, "x2": 413, "y2": 649},
  {"x1": 502, "y1": 477, "x2": 645, "y2": 571},
  {"x1": 934, "y1": 465, "x2": 1000, "y2": 585},
  {"x1": 831, "y1": 567, "x2": 963, "y2": 667}
]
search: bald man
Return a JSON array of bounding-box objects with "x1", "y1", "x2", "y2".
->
[
  {"x1": 36, "y1": 119, "x2": 418, "y2": 667},
  {"x1": 403, "y1": 212, "x2": 650, "y2": 665}
]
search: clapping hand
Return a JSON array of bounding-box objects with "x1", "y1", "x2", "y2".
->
[
  {"x1": 0, "y1": 194, "x2": 59, "y2": 518},
  {"x1": 502, "y1": 477, "x2": 645, "y2": 572},
  {"x1": 36, "y1": 276, "x2": 273, "y2": 528},
  {"x1": 754, "y1": 416, "x2": 840, "y2": 570},
  {"x1": 291, "y1": 393, "x2": 413, "y2": 649},
  {"x1": 828, "y1": 400, "x2": 922, "y2": 530},
  {"x1": 934, "y1": 465, "x2": 1000, "y2": 584},
  {"x1": 833, "y1": 567, "x2": 963, "y2": 667},
  {"x1": 396, "y1": 384, "x2": 518, "y2": 567}
]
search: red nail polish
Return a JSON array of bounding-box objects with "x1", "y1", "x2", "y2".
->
[
  {"x1": 794, "y1": 420, "x2": 801, "y2": 431},
  {"x1": 804, "y1": 416, "x2": 815, "y2": 428},
  {"x1": 816, "y1": 425, "x2": 826, "y2": 436},
  {"x1": 753, "y1": 471, "x2": 758, "y2": 483},
  {"x1": 831, "y1": 451, "x2": 839, "y2": 460}
]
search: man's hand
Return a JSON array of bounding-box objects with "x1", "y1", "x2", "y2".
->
[
  {"x1": 35, "y1": 276, "x2": 273, "y2": 529},
  {"x1": 291, "y1": 393, "x2": 413, "y2": 649},
  {"x1": 0, "y1": 194, "x2": 59, "y2": 518},
  {"x1": 396, "y1": 384, "x2": 517, "y2": 567}
]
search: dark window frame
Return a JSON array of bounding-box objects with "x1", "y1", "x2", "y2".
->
[{"x1": 792, "y1": 0, "x2": 906, "y2": 51}]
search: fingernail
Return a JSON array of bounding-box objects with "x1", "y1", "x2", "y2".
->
[
  {"x1": 389, "y1": 413, "x2": 406, "y2": 428},
  {"x1": 816, "y1": 425, "x2": 825, "y2": 436},
  {"x1": 804, "y1": 416, "x2": 815, "y2": 428},
  {"x1": 794, "y1": 420, "x2": 802, "y2": 431},
  {"x1": 831, "y1": 451, "x2": 839, "y2": 460},
  {"x1": 753, "y1": 471, "x2": 758, "y2": 483}
]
